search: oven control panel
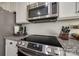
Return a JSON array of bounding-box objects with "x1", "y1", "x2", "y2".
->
[
  {"x1": 27, "y1": 42, "x2": 42, "y2": 51},
  {"x1": 17, "y1": 41, "x2": 64, "y2": 56}
]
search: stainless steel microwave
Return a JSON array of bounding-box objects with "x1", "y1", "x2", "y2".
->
[{"x1": 27, "y1": 2, "x2": 59, "y2": 20}]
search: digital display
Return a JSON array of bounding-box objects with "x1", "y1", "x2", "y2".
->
[{"x1": 27, "y1": 43, "x2": 42, "y2": 51}]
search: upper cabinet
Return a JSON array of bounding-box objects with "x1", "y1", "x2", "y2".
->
[
  {"x1": 58, "y1": 2, "x2": 79, "y2": 20},
  {"x1": 0, "y1": 2, "x2": 16, "y2": 12},
  {"x1": 16, "y1": 2, "x2": 29, "y2": 24},
  {"x1": 76, "y1": 2, "x2": 79, "y2": 16}
]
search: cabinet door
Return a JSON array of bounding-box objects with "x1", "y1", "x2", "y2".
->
[
  {"x1": 5, "y1": 39, "x2": 17, "y2": 56},
  {"x1": 16, "y1": 2, "x2": 28, "y2": 24},
  {"x1": 76, "y1": 2, "x2": 79, "y2": 16},
  {"x1": 59, "y1": 2, "x2": 77, "y2": 19}
]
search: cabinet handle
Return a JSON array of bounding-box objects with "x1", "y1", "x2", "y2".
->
[
  {"x1": 10, "y1": 42, "x2": 13, "y2": 44},
  {"x1": 75, "y1": 2, "x2": 78, "y2": 13},
  {"x1": 77, "y1": 11, "x2": 79, "y2": 13},
  {"x1": 75, "y1": 2, "x2": 79, "y2": 13}
]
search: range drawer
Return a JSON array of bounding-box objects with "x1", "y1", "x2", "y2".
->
[{"x1": 18, "y1": 47, "x2": 52, "y2": 56}]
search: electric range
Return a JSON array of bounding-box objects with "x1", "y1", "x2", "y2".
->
[{"x1": 16, "y1": 35, "x2": 65, "y2": 56}]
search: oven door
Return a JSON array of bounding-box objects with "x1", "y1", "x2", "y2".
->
[{"x1": 17, "y1": 46, "x2": 51, "y2": 56}]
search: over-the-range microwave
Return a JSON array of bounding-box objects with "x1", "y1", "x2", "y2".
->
[{"x1": 27, "y1": 2, "x2": 59, "y2": 21}]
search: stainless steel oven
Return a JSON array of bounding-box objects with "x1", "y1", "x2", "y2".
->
[
  {"x1": 17, "y1": 35, "x2": 65, "y2": 56},
  {"x1": 17, "y1": 42, "x2": 52, "y2": 56}
]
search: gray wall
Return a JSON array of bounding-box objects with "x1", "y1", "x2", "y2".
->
[{"x1": 26, "y1": 19, "x2": 79, "y2": 36}]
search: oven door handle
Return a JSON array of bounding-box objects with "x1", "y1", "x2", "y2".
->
[{"x1": 18, "y1": 48, "x2": 32, "y2": 56}]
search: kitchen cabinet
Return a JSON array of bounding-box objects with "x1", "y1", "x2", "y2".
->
[
  {"x1": 16, "y1": 2, "x2": 29, "y2": 24},
  {"x1": 76, "y1": 2, "x2": 79, "y2": 16},
  {"x1": 5, "y1": 39, "x2": 17, "y2": 56},
  {"x1": 58, "y1": 2, "x2": 79, "y2": 20},
  {"x1": 58, "y1": 2, "x2": 77, "y2": 20}
]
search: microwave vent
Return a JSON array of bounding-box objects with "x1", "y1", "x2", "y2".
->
[
  {"x1": 27, "y1": 2, "x2": 47, "y2": 9},
  {"x1": 38, "y1": 2, "x2": 46, "y2": 6},
  {"x1": 27, "y1": 3, "x2": 37, "y2": 9}
]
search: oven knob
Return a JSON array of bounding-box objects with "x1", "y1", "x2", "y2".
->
[
  {"x1": 18, "y1": 41, "x2": 22, "y2": 45},
  {"x1": 37, "y1": 44, "x2": 39, "y2": 47},
  {"x1": 21, "y1": 42, "x2": 25, "y2": 46},
  {"x1": 46, "y1": 47, "x2": 51, "y2": 53},
  {"x1": 45, "y1": 46, "x2": 51, "y2": 54}
]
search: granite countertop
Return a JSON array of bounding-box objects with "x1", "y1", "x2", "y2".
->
[
  {"x1": 4, "y1": 35, "x2": 29, "y2": 41},
  {"x1": 58, "y1": 38, "x2": 79, "y2": 49},
  {"x1": 58, "y1": 38, "x2": 79, "y2": 55}
]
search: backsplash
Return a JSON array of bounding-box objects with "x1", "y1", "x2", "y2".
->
[{"x1": 25, "y1": 19, "x2": 79, "y2": 36}]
